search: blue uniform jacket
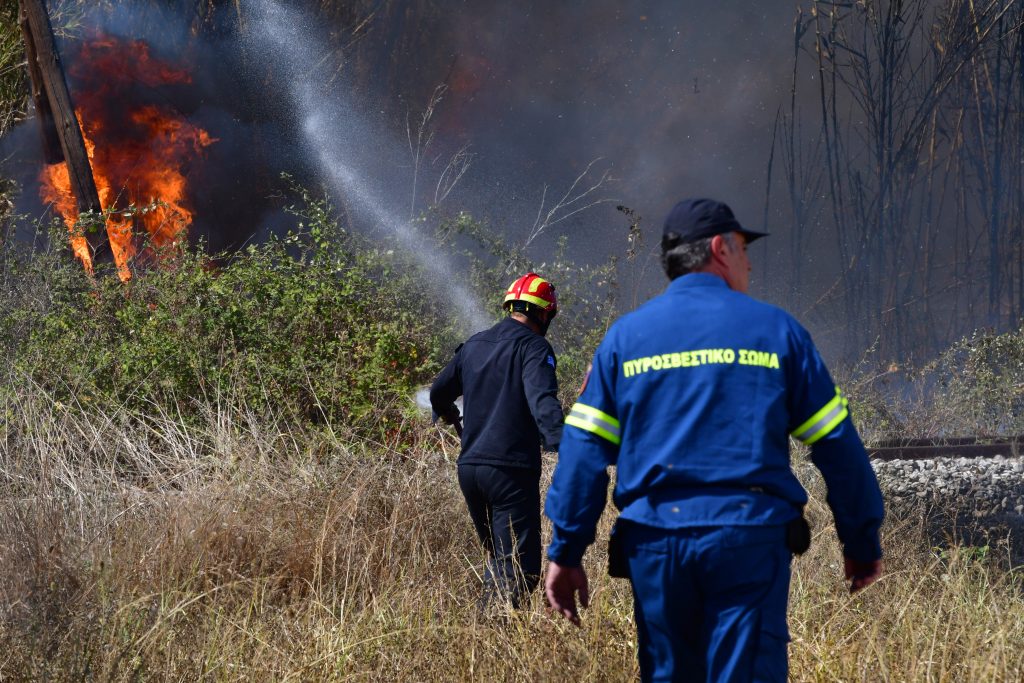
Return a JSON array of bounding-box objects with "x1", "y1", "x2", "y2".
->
[
  {"x1": 545, "y1": 274, "x2": 884, "y2": 566},
  {"x1": 430, "y1": 317, "x2": 563, "y2": 470}
]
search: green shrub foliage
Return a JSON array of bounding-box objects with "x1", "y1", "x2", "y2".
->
[
  {"x1": 924, "y1": 327, "x2": 1024, "y2": 436},
  {"x1": 830, "y1": 327, "x2": 1024, "y2": 443},
  {"x1": 1, "y1": 191, "x2": 459, "y2": 441},
  {"x1": 0, "y1": 183, "x2": 636, "y2": 444}
]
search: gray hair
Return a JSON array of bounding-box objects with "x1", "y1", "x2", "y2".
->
[
  {"x1": 661, "y1": 232, "x2": 738, "y2": 280},
  {"x1": 661, "y1": 234, "x2": 711, "y2": 280}
]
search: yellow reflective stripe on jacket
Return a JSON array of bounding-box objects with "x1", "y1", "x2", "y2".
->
[
  {"x1": 565, "y1": 402, "x2": 621, "y2": 446},
  {"x1": 791, "y1": 386, "x2": 849, "y2": 445}
]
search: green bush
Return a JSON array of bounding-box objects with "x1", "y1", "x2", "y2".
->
[
  {"x1": 832, "y1": 327, "x2": 1024, "y2": 442},
  {"x1": 922, "y1": 327, "x2": 1024, "y2": 436},
  {"x1": 0, "y1": 2, "x2": 27, "y2": 140},
  {"x1": 0, "y1": 172, "x2": 643, "y2": 447},
  {"x1": 1, "y1": 190, "x2": 459, "y2": 443}
]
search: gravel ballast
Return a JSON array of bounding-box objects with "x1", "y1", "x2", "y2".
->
[{"x1": 871, "y1": 455, "x2": 1024, "y2": 560}]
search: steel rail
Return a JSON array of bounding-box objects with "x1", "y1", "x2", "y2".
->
[{"x1": 867, "y1": 435, "x2": 1024, "y2": 461}]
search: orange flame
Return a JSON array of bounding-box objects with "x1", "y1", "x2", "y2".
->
[{"x1": 38, "y1": 35, "x2": 216, "y2": 280}]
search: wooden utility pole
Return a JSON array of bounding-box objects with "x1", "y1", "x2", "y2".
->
[
  {"x1": 18, "y1": 4, "x2": 60, "y2": 164},
  {"x1": 19, "y1": 0, "x2": 109, "y2": 264}
]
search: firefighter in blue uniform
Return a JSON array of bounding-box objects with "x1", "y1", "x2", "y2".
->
[
  {"x1": 431, "y1": 273, "x2": 563, "y2": 610},
  {"x1": 544, "y1": 199, "x2": 884, "y2": 682}
]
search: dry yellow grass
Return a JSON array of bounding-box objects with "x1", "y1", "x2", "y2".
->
[
  {"x1": 791, "y1": 467, "x2": 1024, "y2": 682},
  {"x1": 1, "y1": 389, "x2": 1023, "y2": 681}
]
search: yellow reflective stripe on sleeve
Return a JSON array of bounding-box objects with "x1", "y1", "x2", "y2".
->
[
  {"x1": 791, "y1": 386, "x2": 849, "y2": 445},
  {"x1": 565, "y1": 402, "x2": 621, "y2": 446}
]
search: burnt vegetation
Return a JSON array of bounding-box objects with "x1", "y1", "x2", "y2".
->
[
  {"x1": 776, "y1": 0, "x2": 1024, "y2": 361},
  {"x1": 0, "y1": 1, "x2": 1022, "y2": 680}
]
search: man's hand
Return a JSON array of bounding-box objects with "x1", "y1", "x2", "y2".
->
[
  {"x1": 844, "y1": 557, "x2": 883, "y2": 593},
  {"x1": 545, "y1": 561, "x2": 589, "y2": 626}
]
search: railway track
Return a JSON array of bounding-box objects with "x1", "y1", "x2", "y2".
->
[{"x1": 867, "y1": 435, "x2": 1023, "y2": 461}]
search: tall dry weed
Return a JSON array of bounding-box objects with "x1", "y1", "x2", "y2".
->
[{"x1": 1, "y1": 386, "x2": 1024, "y2": 680}]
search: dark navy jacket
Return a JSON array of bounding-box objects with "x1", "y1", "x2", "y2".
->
[
  {"x1": 545, "y1": 273, "x2": 884, "y2": 566},
  {"x1": 430, "y1": 317, "x2": 563, "y2": 470}
]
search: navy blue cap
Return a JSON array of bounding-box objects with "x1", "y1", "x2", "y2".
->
[{"x1": 662, "y1": 198, "x2": 768, "y2": 245}]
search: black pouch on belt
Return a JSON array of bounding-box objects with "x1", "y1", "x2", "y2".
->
[
  {"x1": 785, "y1": 511, "x2": 811, "y2": 555},
  {"x1": 607, "y1": 521, "x2": 629, "y2": 578}
]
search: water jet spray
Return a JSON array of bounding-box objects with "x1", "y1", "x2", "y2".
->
[{"x1": 240, "y1": 0, "x2": 490, "y2": 334}]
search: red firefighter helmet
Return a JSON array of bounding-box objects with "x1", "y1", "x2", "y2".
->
[{"x1": 503, "y1": 272, "x2": 557, "y2": 316}]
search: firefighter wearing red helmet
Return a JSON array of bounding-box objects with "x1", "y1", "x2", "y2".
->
[
  {"x1": 503, "y1": 272, "x2": 558, "y2": 332},
  {"x1": 430, "y1": 272, "x2": 563, "y2": 611}
]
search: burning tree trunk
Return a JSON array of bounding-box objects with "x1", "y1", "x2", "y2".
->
[{"x1": 19, "y1": 0, "x2": 110, "y2": 267}]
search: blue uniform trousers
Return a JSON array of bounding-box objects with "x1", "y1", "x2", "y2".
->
[{"x1": 621, "y1": 522, "x2": 792, "y2": 683}]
